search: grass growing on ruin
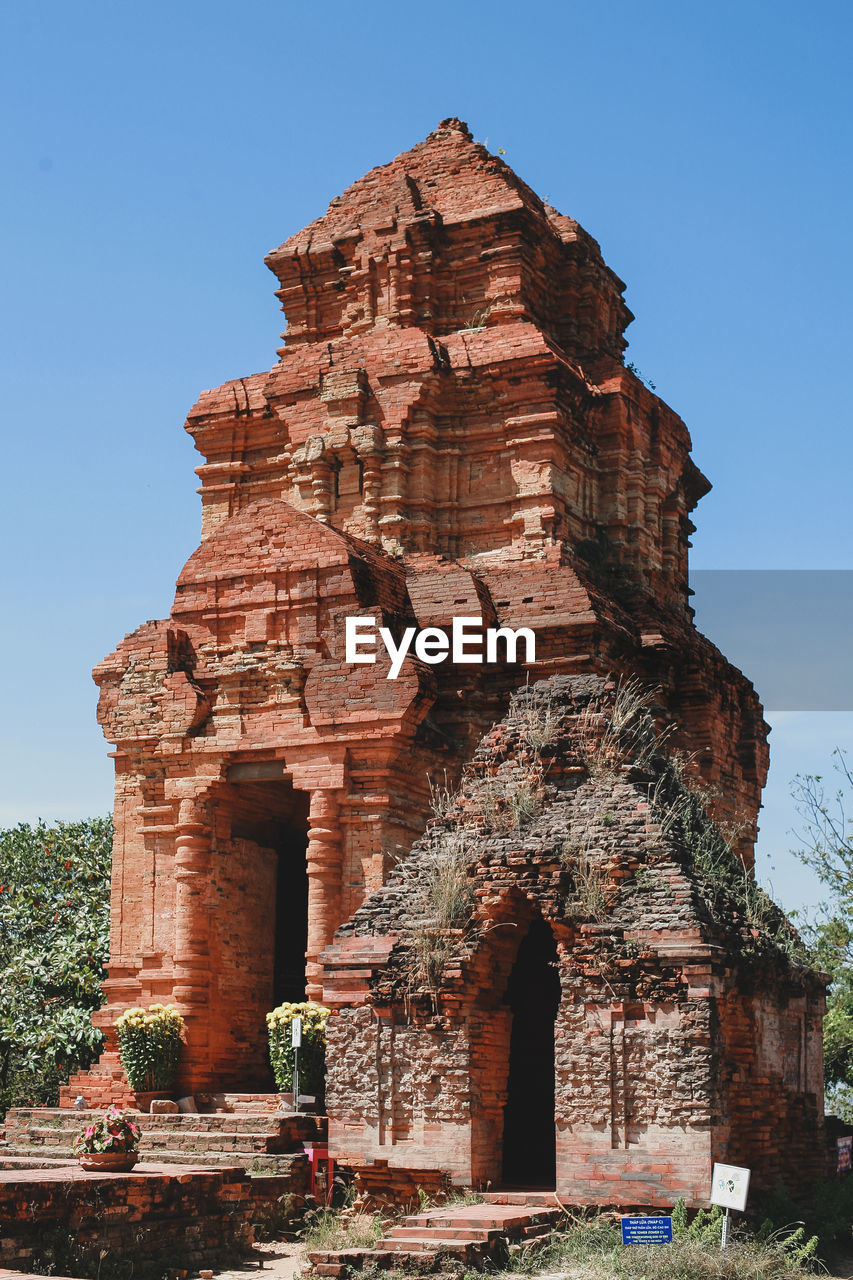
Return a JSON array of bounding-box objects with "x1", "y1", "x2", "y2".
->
[
  {"x1": 301, "y1": 1206, "x2": 388, "y2": 1252},
  {"x1": 343, "y1": 1214, "x2": 821, "y2": 1280},
  {"x1": 396, "y1": 829, "x2": 475, "y2": 990},
  {"x1": 504, "y1": 1230, "x2": 818, "y2": 1278},
  {"x1": 406, "y1": 683, "x2": 567, "y2": 989},
  {"x1": 295, "y1": 1193, "x2": 844, "y2": 1278},
  {"x1": 485, "y1": 1204, "x2": 819, "y2": 1280},
  {"x1": 566, "y1": 676, "x2": 808, "y2": 964},
  {"x1": 646, "y1": 751, "x2": 806, "y2": 962},
  {"x1": 560, "y1": 843, "x2": 610, "y2": 922},
  {"x1": 407, "y1": 672, "x2": 811, "y2": 993}
]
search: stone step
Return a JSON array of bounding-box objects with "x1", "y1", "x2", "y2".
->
[
  {"x1": 133, "y1": 1150, "x2": 310, "y2": 1174},
  {"x1": 402, "y1": 1206, "x2": 562, "y2": 1232},
  {"x1": 385, "y1": 1226, "x2": 500, "y2": 1243},
  {"x1": 196, "y1": 1092, "x2": 305, "y2": 1113},
  {"x1": 481, "y1": 1190, "x2": 564, "y2": 1206},
  {"x1": 4, "y1": 1108, "x2": 326, "y2": 1159},
  {"x1": 308, "y1": 1248, "x2": 446, "y2": 1276},
  {"x1": 6, "y1": 1107, "x2": 324, "y2": 1135},
  {"x1": 0, "y1": 1144, "x2": 309, "y2": 1175},
  {"x1": 308, "y1": 1201, "x2": 566, "y2": 1276},
  {"x1": 374, "y1": 1237, "x2": 485, "y2": 1257},
  {"x1": 138, "y1": 1130, "x2": 286, "y2": 1153}
]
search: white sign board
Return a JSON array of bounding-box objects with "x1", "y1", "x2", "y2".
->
[
  {"x1": 710, "y1": 1162, "x2": 750, "y2": 1212},
  {"x1": 291, "y1": 1016, "x2": 302, "y2": 1048}
]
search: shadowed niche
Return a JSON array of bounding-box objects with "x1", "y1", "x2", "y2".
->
[{"x1": 501, "y1": 916, "x2": 560, "y2": 1187}]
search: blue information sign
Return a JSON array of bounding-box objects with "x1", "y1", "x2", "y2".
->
[{"x1": 621, "y1": 1216, "x2": 673, "y2": 1246}]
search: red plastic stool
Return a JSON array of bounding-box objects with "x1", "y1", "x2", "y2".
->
[{"x1": 303, "y1": 1143, "x2": 335, "y2": 1205}]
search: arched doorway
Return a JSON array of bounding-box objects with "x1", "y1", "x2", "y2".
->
[{"x1": 501, "y1": 917, "x2": 560, "y2": 1186}]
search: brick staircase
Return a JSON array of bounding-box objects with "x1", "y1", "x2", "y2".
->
[
  {"x1": 2, "y1": 1096, "x2": 325, "y2": 1175},
  {"x1": 308, "y1": 1194, "x2": 566, "y2": 1277}
]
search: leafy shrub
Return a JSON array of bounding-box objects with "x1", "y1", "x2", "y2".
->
[
  {"x1": 0, "y1": 817, "x2": 112, "y2": 1116},
  {"x1": 266, "y1": 1000, "x2": 330, "y2": 1094},
  {"x1": 115, "y1": 1003, "x2": 184, "y2": 1091}
]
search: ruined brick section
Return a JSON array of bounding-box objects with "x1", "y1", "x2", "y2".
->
[
  {"x1": 322, "y1": 677, "x2": 826, "y2": 1207},
  {"x1": 73, "y1": 120, "x2": 774, "y2": 1121},
  {"x1": 0, "y1": 1166, "x2": 258, "y2": 1276}
]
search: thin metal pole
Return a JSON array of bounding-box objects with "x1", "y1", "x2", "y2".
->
[{"x1": 721, "y1": 1207, "x2": 731, "y2": 1251}]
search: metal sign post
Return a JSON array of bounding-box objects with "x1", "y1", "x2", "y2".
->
[
  {"x1": 291, "y1": 1016, "x2": 302, "y2": 1113},
  {"x1": 721, "y1": 1207, "x2": 731, "y2": 1251}
]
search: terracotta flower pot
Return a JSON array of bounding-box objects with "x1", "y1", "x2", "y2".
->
[{"x1": 78, "y1": 1150, "x2": 139, "y2": 1172}]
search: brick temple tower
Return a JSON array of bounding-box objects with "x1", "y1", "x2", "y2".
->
[{"x1": 64, "y1": 120, "x2": 825, "y2": 1202}]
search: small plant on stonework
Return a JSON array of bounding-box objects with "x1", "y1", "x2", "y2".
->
[
  {"x1": 114, "y1": 1003, "x2": 184, "y2": 1092},
  {"x1": 562, "y1": 842, "x2": 609, "y2": 922},
  {"x1": 472, "y1": 767, "x2": 544, "y2": 833},
  {"x1": 574, "y1": 676, "x2": 668, "y2": 777},
  {"x1": 460, "y1": 295, "x2": 510, "y2": 331},
  {"x1": 395, "y1": 830, "x2": 476, "y2": 991},
  {"x1": 626, "y1": 360, "x2": 657, "y2": 391},
  {"x1": 73, "y1": 1105, "x2": 141, "y2": 1155},
  {"x1": 513, "y1": 681, "x2": 567, "y2": 749},
  {"x1": 266, "y1": 1000, "x2": 330, "y2": 1095},
  {"x1": 301, "y1": 1205, "x2": 387, "y2": 1252},
  {"x1": 427, "y1": 771, "x2": 456, "y2": 824},
  {"x1": 633, "y1": 864, "x2": 655, "y2": 890}
]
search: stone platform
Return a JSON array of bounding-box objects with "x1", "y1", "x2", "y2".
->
[
  {"x1": 0, "y1": 1162, "x2": 265, "y2": 1276},
  {"x1": 3, "y1": 1101, "x2": 324, "y2": 1174}
]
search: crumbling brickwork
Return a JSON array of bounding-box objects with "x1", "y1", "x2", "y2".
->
[
  {"x1": 63, "y1": 118, "x2": 820, "y2": 1206},
  {"x1": 323, "y1": 677, "x2": 825, "y2": 1205}
]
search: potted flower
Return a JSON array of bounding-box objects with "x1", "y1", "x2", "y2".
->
[
  {"x1": 74, "y1": 1106, "x2": 141, "y2": 1171},
  {"x1": 115, "y1": 1003, "x2": 184, "y2": 1110},
  {"x1": 266, "y1": 1000, "x2": 330, "y2": 1105}
]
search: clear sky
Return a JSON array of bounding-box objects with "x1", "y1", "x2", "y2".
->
[{"x1": 1, "y1": 1, "x2": 850, "y2": 913}]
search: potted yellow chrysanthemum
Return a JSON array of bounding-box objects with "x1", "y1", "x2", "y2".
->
[
  {"x1": 115, "y1": 1003, "x2": 184, "y2": 1111},
  {"x1": 266, "y1": 1001, "x2": 330, "y2": 1105}
]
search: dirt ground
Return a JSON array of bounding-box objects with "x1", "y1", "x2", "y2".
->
[{"x1": 212, "y1": 1240, "x2": 307, "y2": 1280}]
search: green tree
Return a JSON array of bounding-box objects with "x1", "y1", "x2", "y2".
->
[
  {"x1": 792, "y1": 750, "x2": 853, "y2": 1118},
  {"x1": 0, "y1": 817, "x2": 112, "y2": 1115}
]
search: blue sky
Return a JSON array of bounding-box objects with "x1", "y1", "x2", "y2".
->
[{"x1": 1, "y1": 1, "x2": 850, "y2": 912}]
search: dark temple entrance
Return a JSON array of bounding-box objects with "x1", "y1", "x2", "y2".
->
[
  {"x1": 224, "y1": 774, "x2": 311, "y2": 1078},
  {"x1": 273, "y1": 820, "x2": 309, "y2": 1004},
  {"x1": 501, "y1": 917, "x2": 560, "y2": 1187}
]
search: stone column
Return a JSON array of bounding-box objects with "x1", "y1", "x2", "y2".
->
[
  {"x1": 305, "y1": 790, "x2": 343, "y2": 1001},
  {"x1": 173, "y1": 797, "x2": 212, "y2": 989},
  {"x1": 352, "y1": 424, "x2": 384, "y2": 543},
  {"x1": 171, "y1": 795, "x2": 213, "y2": 1084}
]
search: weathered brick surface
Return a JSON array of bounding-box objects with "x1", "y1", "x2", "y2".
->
[
  {"x1": 66, "y1": 116, "x2": 812, "y2": 1205},
  {"x1": 0, "y1": 1165, "x2": 256, "y2": 1276},
  {"x1": 323, "y1": 676, "x2": 826, "y2": 1206}
]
